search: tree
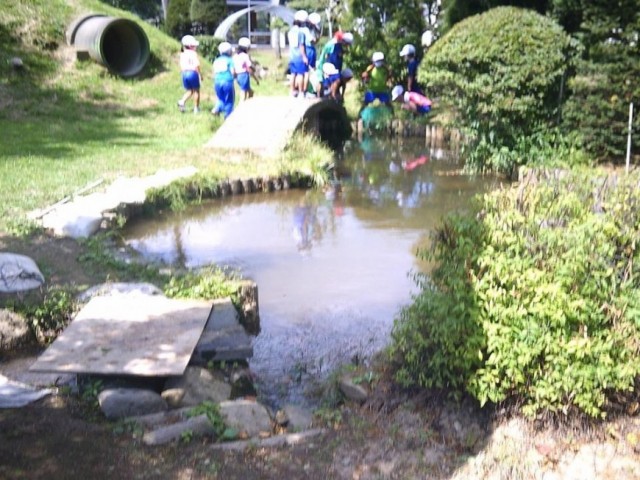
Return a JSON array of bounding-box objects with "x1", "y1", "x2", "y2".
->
[
  {"x1": 343, "y1": 0, "x2": 426, "y2": 89},
  {"x1": 190, "y1": 0, "x2": 227, "y2": 35},
  {"x1": 166, "y1": 0, "x2": 192, "y2": 37},
  {"x1": 440, "y1": 0, "x2": 549, "y2": 32},
  {"x1": 420, "y1": 7, "x2": 572, "y2": 175},
  {"x1": 557, "y1": 0, "x2": 640, "y2": 160}
]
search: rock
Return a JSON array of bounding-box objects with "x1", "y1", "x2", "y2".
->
[
  {"x1": 98, "y1": 388, "x2": 167, "y2": 420},
  {"x1": 77, "y1": 282, "x2": 163, "y2": 303},
  {"x1": 338, "y1": 376, "x2": 369, "y2": 403},
  {"x1": 236, "y1": 281, "x2": 260, "y2": 335},
  {"x1": 142, "y1": 414, "x2": 216, "y2": 446},
  {"x1": 0, "y1": 253, "x2": 45, "y2": 293},
  {"x1": 230, "y1": 368, "x2": 256, "y2": 399},
  {"x1": 0, "y1": 309, "x2": 32, "y2": 351},
  {"x1": 282, "y1": 404, "x2": 314, "y2": 431},
  {"x1": 192, "y1": 325, "x2": 253, "y2": 364},
  {"x1": 162, "y1": 366, "x2": 231, "y2": 408},
  {"x1": 10, "y1": 57, "x2": 24, "y2": 70},
  {"x1": 127, "y1": 407, "x2": 193, "y2": 430},
  {"x1": 219, "y1": 399, "x2": 272, "y2": 438}
]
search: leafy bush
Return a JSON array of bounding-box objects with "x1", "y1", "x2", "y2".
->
[
  {"x1": 163, "y1": 266, "x2": 240, "y2": 300},
  {"x1": 17, "y1": 288, "x2": 76, "y2": 342},
  {"x1": 391, "y1": 169, "x2": 640, "y2": 418},
  {"x1": 420, "y1": 7, "x2": 572, "y2": 176}
]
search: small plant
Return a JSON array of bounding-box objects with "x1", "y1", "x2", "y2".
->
[
  {"x1": 80, "y1": 379, "x2": 104, "y2": 408},
  {"x1": 187, "y1": 401, "x2": 230, "y2": 439},
  {"x1": 313, "y1": 407, "x2": 343, "y2": 429},
  {"x1": 18, "y1": 287, "x2": 76, "y2": 341},
  {"x1": 163, "y1": 266, "x2": 240, "y2": 300},
  {"x1": 181, "y1": 429, "x2": 194, "y2": 443},
  {"x1": 352, "y1": 371, "x2": 378, "y2": 386}
]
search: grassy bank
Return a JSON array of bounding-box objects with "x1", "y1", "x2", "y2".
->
[{"x1": 0, "y1": 0, "x2": 332, "y2": 232}]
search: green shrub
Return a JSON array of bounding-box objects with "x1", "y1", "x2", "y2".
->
[
  {"x1": 420, "y1": 7, "x2": 573, "y2": 176},
  {"x1": 391, "y1": 169, "x2": 640, "y2": 418}
]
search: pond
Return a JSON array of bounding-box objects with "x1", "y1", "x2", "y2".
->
[{"x1": 123, "y1": 135, "x2": 501, "y2": 408}]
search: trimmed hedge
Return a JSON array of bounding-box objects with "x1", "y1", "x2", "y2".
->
[
  {"x1": 419, "y1": 7, "x2": 572, "y2": 175},
  {"x1": 392, "y1": 169, "x2": 640, "y2": 417}
]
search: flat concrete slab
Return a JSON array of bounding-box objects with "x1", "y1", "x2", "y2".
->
[{"x1": 30, "y1": 294, "x2": 213, "y2": 376}]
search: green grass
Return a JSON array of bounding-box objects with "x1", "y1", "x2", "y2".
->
[{"x1": 0, "y1": 0, "x2": 330, "y2": 231}]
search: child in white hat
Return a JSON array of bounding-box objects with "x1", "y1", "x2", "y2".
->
[{"x1": 178, "y1": 35, "x2": 203, "y2": 113}]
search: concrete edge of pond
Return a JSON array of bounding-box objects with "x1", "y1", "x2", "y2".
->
[{"x1": 28, "y1": 167, "x2": 311, "y2": 240}]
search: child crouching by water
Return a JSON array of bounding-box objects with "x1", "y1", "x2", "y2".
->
[{"x1": 391, "y1": 85, "x2": 432, "y2": 115}]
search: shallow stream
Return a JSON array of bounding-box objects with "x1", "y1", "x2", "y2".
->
[{"x1": 123, "y1": 136, "x2": 500, "y2": 408}]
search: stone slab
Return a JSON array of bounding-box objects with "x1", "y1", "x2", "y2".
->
[
  {"x1": 192, "y1": 325, "x2": 253, "y2": 364},
  {"x1": 29, "y1": 293, "x2": 213, "y2": 376}
]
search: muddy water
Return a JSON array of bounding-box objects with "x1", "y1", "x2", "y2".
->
[{"x1": 123, "y1": 137, "x2": 500, "y2": 408}]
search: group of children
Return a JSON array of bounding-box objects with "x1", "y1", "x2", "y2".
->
[
  {"x1": 177, "y1": 34, "x2": 259, "y2": 117},
  {"x1": 177, "y1": 16, "x2": 432, "y2": 120},
  {"x1": 361, "y1": 44, "x2": 432, "y2": 115},
  {"x1": 287, "y1": 10, "x2": 355, "y2": 101}
]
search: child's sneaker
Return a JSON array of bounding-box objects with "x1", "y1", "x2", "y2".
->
[
  {"x1": 193, "y1": 107, "x2": 200, "y2": 114},
  {"x1": 177, "y1": 101, "x2": 185, "y2": 113}
]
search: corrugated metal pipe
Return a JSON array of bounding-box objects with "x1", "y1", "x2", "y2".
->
[{"x1": 66, "y1": 14, "x2": 150, "y2": 78}]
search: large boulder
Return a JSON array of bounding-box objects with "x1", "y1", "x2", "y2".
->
[
  {"x1": 98, "y1": 388, "x2": 167, "y2": 419},
  {"x1": 0, "y1": 253, "x2": 45, "y2": 293},
  {"x1": 162, "y1": 366, "x2": 231, "y2": 408}
]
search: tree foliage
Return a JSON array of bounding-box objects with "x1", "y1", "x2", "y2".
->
[
  {"x1": 343, "y1": 0, "x2": 426, "y2": 91},
  {"x1": 165, "y1": 0, "x2": 192, "y2": 37},
  {"x1": 101, "y1": 0, "x2": 162, "y2": 19},
  {"x1": 557, "y1": 0, "x2": 640, "y2": 161},
  {"x1": 419, "y1": 7, "x2": 572, "y2": 175},
  {"x1": 391, "y1": 169, "x2": 640, "y2": 418},
  {"x1": 441, "y1": 0, "x2": 550, "y2": 31},
  {"x1": 190, "y1": 0, "x2": 227, "y2": 35}
]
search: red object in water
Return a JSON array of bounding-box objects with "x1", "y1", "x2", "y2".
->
[{"x1": 403, "y1": 155, "x2": 428, "y2": 171}]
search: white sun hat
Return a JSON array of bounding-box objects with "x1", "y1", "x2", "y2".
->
[
  {"x1": 238, "y1": 37, "x2": 251, "y2": 48},
  {"x1": 218, "y1": 41, "x2": 232, "y2": 54},
  {"x1": 322, "y1": 62, "x2": 339, "y2": 76},
  {"x1": 372, "y1": 51, "x2": 384, "y2": 62},
  {"x1": 294, "y1": 10, "x2": 309, "y2": 22},
  {"x1": 391, "y1": 85, "x2": 404, "y2": 101},
  {"x1": 342, "y1": 32, "x2": 354, "y2": 45},
  {"x1": 399, "y1": 44, "x2": 415, "y2": 56},
  {"x1": 181, "y1": 35, "x2": 199, "y2": 47},
  {"x1": 308, "y1": 12, "x2": 322, "y2": 26}
]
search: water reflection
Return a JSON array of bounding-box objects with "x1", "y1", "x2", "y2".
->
[{"x1": 123, "y1": 135, "x2": 499, "y2": 407}]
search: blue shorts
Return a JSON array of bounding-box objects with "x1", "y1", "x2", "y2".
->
[
  {"x1": 417, "y1": 105, "x2": 431, "y2": 115},
  {"x1": 289, "y1": 58, "x2": 308, "y2": 75},
  {"x1": 214, "y1": 80, "x2": 235, "y2": 118},
  {"x1": 182, "y1": 70, "x2": 200, "y2": 90},
  {"x1": 236, "y1": 72, "x2": 251, "y2": 92},
  {"x1": 364, "y1": 91, "x2": 390, "y2": 104},
  {"x1": 306, "y1": 47, "x2": 317, "y2": 69}
]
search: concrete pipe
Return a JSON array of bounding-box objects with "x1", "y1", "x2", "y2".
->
[{"x1": 67, "y1": 14, "x2": 150, "y2": 78}]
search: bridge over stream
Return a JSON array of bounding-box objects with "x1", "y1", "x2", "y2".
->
[{"x1": 205, "y1": 96, "x2": 351, "y2": 157}]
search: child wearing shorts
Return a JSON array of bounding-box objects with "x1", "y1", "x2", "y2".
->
[
  {"x1": 177, "y1": 35, "x2": 203, "y2": 114},
  {"x1": 233, "y1": 37, "x2": 259, "y2": 101},
  {"x1": 212, "y1": 42, "x2": 236, "y2": 119}
]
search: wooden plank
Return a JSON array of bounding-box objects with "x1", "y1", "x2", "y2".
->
[{"x1": 30, "y1": 294, "x2": 213, "y2": 376}]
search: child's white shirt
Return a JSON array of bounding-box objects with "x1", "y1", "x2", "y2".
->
[
  {"x1": 233, "y1": 52, "x2": 252, "y2": 73},
  {"x1": 180, "y1": 49, "x2": 200, "y2": 71}
]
